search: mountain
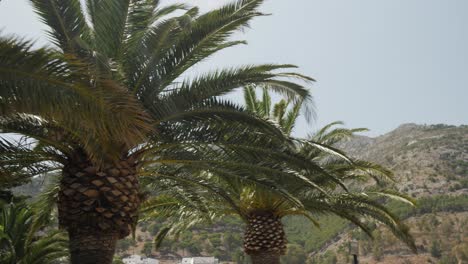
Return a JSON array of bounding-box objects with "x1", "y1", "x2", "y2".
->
[
  {"x1": 340, "y1": 123, "x2": 467, "y2": 197},
  {"x1": 309, "y1": 123, "x2": 468, "y2": 264}
]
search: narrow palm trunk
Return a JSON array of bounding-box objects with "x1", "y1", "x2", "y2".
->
[
  {"x1": 58, "y1": 151, "x2": 140, "y2": 264},
  {"x1": 244, "y1": 211, "x2": 287, "y2": 264}
]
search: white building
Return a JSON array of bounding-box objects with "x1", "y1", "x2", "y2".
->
[
  {"x1": 181, "y1": 257, "x2": 219, "y2": 264},
  {"x1": 123, "y1": 255, "x2": 159, "y2": 264},
  {"x1": 143, "y1": 258, "x2": 159, "y2": 264}
]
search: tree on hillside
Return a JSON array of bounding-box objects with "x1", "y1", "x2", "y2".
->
[
  {"x1": 143, "y1": 241, "x2": 153, "y2": 257},
  {"x1": 431, "y1": 240, "x2": 442, "y2": 258},
  {"x1": 281, "y1": 244, "x2": 307, "y2": 264},
  {"x1": 0, "y1": 0, "x2": 314, "y2": 263},
  {"x1": 142, "y1": 88, "x2": 416, "y2": 264}
]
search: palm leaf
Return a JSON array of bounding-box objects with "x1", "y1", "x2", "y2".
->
[{"x1": 30, "y1": 0, "x2": 91, "y2": 53}]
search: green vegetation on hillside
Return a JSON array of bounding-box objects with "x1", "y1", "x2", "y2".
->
[{"x1": 388, "y1": 195, "x2": 468, "y2": 219}]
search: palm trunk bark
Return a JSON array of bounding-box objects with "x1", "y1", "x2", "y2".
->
[
  {"x1": 244, "y1": 211, "x2": 287, "y2": 264},
  {"x1": 250, "y1": 251, "x2": 281, "y2": 264},
  {"x1": 69, "y1": 231, "x2": 118, "y2": 264},
  {"x1": 58, "y1": 150, "x2": 140, "y2": 264}
]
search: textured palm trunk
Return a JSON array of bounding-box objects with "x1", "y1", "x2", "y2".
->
[
  {"x1": 250, "y1": 252, "x2": 281, "y2": 264},
  {"x1": 69, "y1": 231, "x2": 118, "y2": 263},
  {"x1": 244, "y1": 212, "x2": 287, "y2": 264},
  {"x1": 58, "y1": 152, "x2": 140, "y2": 264}
]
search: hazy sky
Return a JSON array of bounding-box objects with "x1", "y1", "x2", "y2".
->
[{"x1": 0, "y1": 0, "x2": 466, "y2": 137}]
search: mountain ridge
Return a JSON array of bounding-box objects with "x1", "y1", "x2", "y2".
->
[{"x1": 310, "y1": 123, "x2": 468, "y2": 264}]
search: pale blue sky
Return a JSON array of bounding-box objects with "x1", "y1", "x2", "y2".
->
[{"x1": 0, "y1": 0, "x2": 466, "y2": 137}]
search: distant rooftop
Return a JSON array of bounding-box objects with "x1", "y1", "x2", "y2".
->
[
  {"x1": 123, "y1": 255, "x2": 159, "y2": 264},
  {"x1": 181, "y1": 257, "x2": 219, "y2": 264}
]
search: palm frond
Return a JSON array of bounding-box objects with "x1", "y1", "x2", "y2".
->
[
  {"x1": 302, "y1": 193, "x2": 417, "y2": 252},
  {"x1": 147, "y1": 64, "x2": 309, "y2": 118},
  {"x1": 30, "y1": 0, "x2": 91, "y2": 53},
  {"x1": 156, "y1": 99, "x2": 286, "y2": 140},
  {"x1": 30, "y1": 174, "x2": 61, "y2": 235},
  {"x1": 311, "y1": 121, "x2": 368, "y2": 146},
  {"x1": 283, "y1": 100, "x2": 302, "y2": 135},
  {"x1": 0, "y1": 203, "x2": 68, "y2": 264},
  {"x1": 85, "y1": 0, "x2": 131, "y2": 58},
  {"x1": 243, "y1": 85, "x2": 258, "y2": 113},
  {"x1": 125, "y1": 1, "x2": 190, "y2": 50},
  {"x1": 126, "y1": 13, "x2": 189, "y2": 92},
  {"x1": 0, "y1": 135, "x2": 60, "y2": 188},
  {"x1": 0, "y1": 37, "x2": 154, "y2": 162},
  {"x1": 366, "y1": 189, "x2": 416, "y2": 206},
  {"x1": 298, "y1": 139, "x2": 353, "y2": 163},
  {"x1": 260, "y1": 87, "x2": 271, "y2": 117},
  {"x1": 136, "y1": 0, "x2": 267, "y2": 96}
]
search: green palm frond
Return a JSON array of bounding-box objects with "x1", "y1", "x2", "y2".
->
[
  {"x1": 140, "y1": 177, "x2": 227, "y2": 249},
  {"x1": 260, "y1": 87, "x2": 271, "y2": 117},
  {"x1": 126, "y1": 14, "x2": 188, "y2": 93},
  {"x1": 243, "y1": 85, "x2": 259, "y2": 112},
  {"x1": 298, "y1": 139, "x2": 353, "y2": 163},
  {"x1": 154, "y1": 0, "x2": 267, "y2": 87},
  {"x1": 85, "y1": 0, "x2": 131, "y2": 58},
  {"x1": 0, "y1": 203, "x2": 68, "y2": 264},
  {"x1": 272, "y1": 99, "x2": 288, "y2": 127},
  {"x1": 311, "y1": 121, "x2": 368, "y2": 146},
  {"x1": 0, "y1": 37, "x2": 154, "y2": 162},
  {"x1": 345, "y1": 195, "x2": 416, "y2": 252},
  {"x1": 125, "y1": 1, "x2": 191, "y2": 51},
  {"x1": 0, "y1": 37, "x2": 88, "y2": 118},
  {"x1": 156, "y1": 99, "x2": 287, "y2": 140},
  {"x1": 142, "y1": 172, "x2": 241, "y2": 217},
  {"x1": 30, "y1": 0, "x2": 91, "y2": 53},
  {"x1": 366, "y1": 189, "x2": 416, "y2": 206},
  {"x1": 156, "y1": 64, "x2": 305, "y2": 112},
  {"x1": 332, "y1": 159, "x2": 395, "y2": 184},
  {"x1": 130, "y1": 0, "x2": 267, "y2": 96},
  {"x1": 0, "y1": 114, "x2": 72, "y2": 157},
  {"x1": 0, "y1": 136, "x2": 60, "y2": 187},
  {"x1": 242, "y1": 86, "x2": 313, "y2": 135},
  {"x1": 283, "y1": 100, "x2": 302, "y2": 135},
  {"x1": 30, "y1": 174, "x2": 61, "y2": 234},
  {"x1": 20, "y1": 230, "x2": 68, "y2": 264}
]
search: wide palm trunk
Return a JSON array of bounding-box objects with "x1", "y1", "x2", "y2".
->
[
  {"x1": 244, "y1": 212, "x2": 287, "y2": 264},
  {"x1": 58, "y1": 151, "x2": 140, "y2": 264}
]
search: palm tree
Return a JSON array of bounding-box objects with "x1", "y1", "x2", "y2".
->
[
  {"x1": 0, "y1": 1, "x2": 314, "y2": 262},
  {"x1": 243, "y1": 85, "x2": 307, "y2": 135},
  {"x1": 142, "y1": 89, "x2": 416, "y2": 264},
  {"x1": 0, "y1": 202, "x2": 68, "y2": 264},
  {"x1": 0, "y1": 138, "x2": 34, "y2": 205}
]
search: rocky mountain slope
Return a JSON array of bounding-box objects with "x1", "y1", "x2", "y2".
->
[
  {"x1": 310, "y1": 123, "x2": 468, "y2": 264},
  {"x1": 341, "y1": 123, "x2": 467, "y2": 197}
]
